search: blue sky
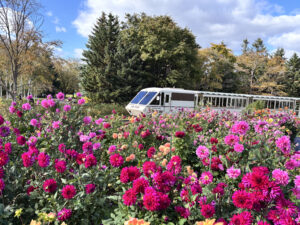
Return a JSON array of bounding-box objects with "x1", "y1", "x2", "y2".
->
[{"x1": 40, "y1": 0, "x2": 300, "y2": 59}]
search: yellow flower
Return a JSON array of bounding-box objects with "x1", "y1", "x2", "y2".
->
[
  {"x1": 195, "y1": 219, "x2": 223, "y2": 225},
  {"x1": 61, "y1": 222, "x2": 68, "y2": 225},
  {"x1": 14, "y1": 208, "x2": 23, "y2": 218}
]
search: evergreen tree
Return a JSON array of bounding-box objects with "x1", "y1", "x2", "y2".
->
[
  {"x1": 241, "y1": 39, "x2": 249, "y2": 54},
  {"x1": 81, "y1": 12, "x2": 121, "y2": 103},
  {"x1": 285, "y1": 53, "x2": 300, "y2": 97}
]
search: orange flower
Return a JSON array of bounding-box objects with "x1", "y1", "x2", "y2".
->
[
  {"x1": 195, "y1": 219, "x2": 222, "y2": 225},
  {"x1": 112, "y1": 133, "x2": 118, "y2": 139},
  {"x1": 124, "y1": 217, "x2": 150, "y2": 225},
  {"x1": 161, "y1": 159, "x2": 168, "y2": 167}
]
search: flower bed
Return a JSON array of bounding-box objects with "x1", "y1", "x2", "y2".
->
[{"x1": 0, "y1": 93, "x2": 299, "y2": 225}]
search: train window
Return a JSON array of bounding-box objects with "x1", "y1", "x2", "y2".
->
[
  {"x1": 165, "y1": 95, "x2": 170, "y2": 103},
  {"x1": 150, "y1": 94, "x2": 160, "y2": 105},
  {"x1": 139, "y1": 92, "x2": 157, "y2": 105},
  {"x1": 131, "y1": 91, "x2": 147, "y2": 104}
]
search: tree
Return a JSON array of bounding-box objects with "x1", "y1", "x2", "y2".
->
[
  {"x1": 81, "y1": 12, "x2": 121, "y2": 103},
  {"x1": 0, "y1": 0, "x2": 43, "y2": 100},
  {"x1": 196, "y1": 43, "x2": 237, "y2": 92},
  {"x1": 235, "y1": 38, "x2": 268, "y2": 94},
  {"x1": 285, "y1": 53, "x2": 300, "y2": 97},
  {"x1": 124, "y1": 14, "x2": 199, "y2": 89}
]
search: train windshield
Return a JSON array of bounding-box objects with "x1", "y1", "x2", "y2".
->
[
  {"x1": 130, "y1": 91, "x2": 147, "y2": 104},
  {"x1": 139, "y1": 92, "x2": 157, "y2": 105}
]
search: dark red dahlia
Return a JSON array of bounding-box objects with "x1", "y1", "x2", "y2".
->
[
  {"x1": 55, "y1": 160, "x2": 67, "y2": 173},
  {"x1": 61, "y1": 185, "x2": 76, "y2": 199},
  {"x1": 200, "y1": 204, "x2": 215, "y2": 218},
  {"x1": 230, "y1": 211, "x2": 252, "y2": 225},
  {"x1": 175, "y1": 206, "x2": 190, "y2": 218},
  {"x1": 142, "y1": 161, "x2": 157, "y2": 177},
  {"x1": 147, "y1": 147, "x2": 156, "y2": 158},
  {"x1": 37, "y1": 152, "x2": 50, "y2": 168},
  {"x1": 175, "y1": 131, "x2": 185, "y2": 138},
  {"x1": 232, "y1": 190, "x2": 253, "y2": 209},
  {"x1": 0, "y1": 151, "x2": 9, "y2": 166},
  {"x1": 166, "y1": 155, "x2": 182, "y2": 175},
  {"x1": 132, "y1": 177, "x2": 149, "y2": 194},
  {"x1": 43, "y1": 179, "x2": 57, "y2": 193},
  {"x1": 84, "y1": 154, "x2": 97, "y2": 168},
  {"x1": 4, "y1": 143, "x2": 11, "y2": 154},
  {"x1": 82, "y1": 142, "x2": 93, "y2": 154},
  {"x1": 85, "y1": 183, "x2": 96, "y2": 194},
  {"x1": 16, "y1": 136, "x2": 26, "y2": 145},
  {"x1": 120, "y1": 166, "x2": 141, "y2": 183}
]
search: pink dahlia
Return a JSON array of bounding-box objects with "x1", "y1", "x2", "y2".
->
[
  {"x1": 224, "y1": 135, "x2": 239, "y2": 146},
  {"x1": 200, "y1": 171, "x2": 213, "y2": 185},
  {"x1": 234, "y1": 143, "x2": 244, "y2": 153},
  {"x1": 132, "y1": 177, "x2": 149, "y2": 194},
  {"x1": 175, "y1": 206, "x2": 190, "y2": 219},
  {"x1": 84, "y1": 154, "x2": 97, "y2": 168},
  {"x1": 275, "y1": 136, "x2": 291, "y2": 154},
  {"x1": 56, "y1": 92, "x2": 65, "y2": 100},
  {"x1": 109, "y1": 154, "x2": 124, "y2": 168},
  {"x1": 55, "y1": 160, "x2": 67, "y2": 173},
  {"x1": 142, "y1": 161, "x2": 157, "y2": 177},
  {"x1": 196, "y1": 145, "x2": 209, "y2": 160},
  {"x1": 232, "y1": 190, "x2": 252, "y2": 209},
  {"x1": 229, "y1": 211, "x2": 252, "y2": 225},
  {"x1": 227, "y1": 166, "x2": 241, "y2": 179},
  {"x1": 231, "y1": 121, "x2": 249, "y2": 135},
  {"x1": 22, "y1": 103, "x2": 31, "y2": 111},
  {"x1": 123, "y1": 188, "x2": 137, "y2": 206},
  {"x1": 21, "y1": 152, "x2": 34, "y2": 167},
  {"x1": 61, "y1": 185, "x2": 76, "y2": 199},
  {"x1": 272, "y1": 169, "x2": 289, "y2": 185},
  {"x1": 38, "y1": 152, "x2": 50, "y2": 168},
  {"x1": 57, "y1": 208, "x2": 72, "y2": 221},
  {"x1": 166, "y1": 155, "x2": 182, "y2": 175},
  {"x1": 16, "y1": 136, "x2": 26, "y2": 145},
  {"x1": 85, "y1": 183, "x2": 96, "y2": 194}
]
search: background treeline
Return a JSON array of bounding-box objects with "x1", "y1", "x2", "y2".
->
[{"x1": 81, "y1": 12, "x2": 300, "y2": 103}]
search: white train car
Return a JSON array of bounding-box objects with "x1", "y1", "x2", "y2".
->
[
  {"x1": 125, "y1": 87, "x2": 197, "y2": 116},
  {"x1": 126, "y1": 87, "x2": 300, "y2": 117}
]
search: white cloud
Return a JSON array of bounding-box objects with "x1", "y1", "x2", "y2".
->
[
  {"x1": 46, "y1": 11, "x2": 53, "y2": 17},
  {"x1": 72, "y1": 0, "x2": 300, "y2": 54},
  {"x1": 74, "y1": 48, "x2": 83, "y2": 59},
  {"x1": 55, "y1": 26, "x2": 66, "y2": 32}
]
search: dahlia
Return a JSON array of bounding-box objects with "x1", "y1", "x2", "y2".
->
[
  {"x1": 16, "y1": 136, "x2": 26, "y2": 145},
  {"x1": 152, "y1": 171, "x2": 176, "y2": 193},
  {"x1": 142, "y1": 161, "x2": 157, "y2": 177},
  {"x1": 276, "y1": 198, "x2": 297, "y2": 217},
  {"x1": 21, "y1": 152, "x2": 34, "y2": 167},
  {"x1": 224, "y1": 135, "x2": 239, "y2": 146},
  {"x1": 120, "y1": 166, "x2": 141, "y2": 183},
  {"x1": 232, "y1": 190, "x2": 252, "y2": 209},
  {"x1": 233, "y1": 143, "x2": 244, "y2": 153},
  {"x1": 109, "y1": 154, "x2": 124, "y2": 168},
  {"x1": 0, "y1": 167, "x2": 4, "y2": 178},
  {"x1": 166, "y1": 155, "x2": 182, "y2": 175},
  {"x1": 272, "y1": 169, "x2": 289, "y2": 185},
  {"x1": 61, "y1": 185, "x2": 76, "y2": 199},
  {"x1": 83, "y1": 116, "x2": 92, "y2": 125},
  {"x1": 54, "y1": 160, "x2": 67, "y2": 173},
  {"x1": 0, "y1": 115, "x2": 4, "y2": 125},
  {"x1": 0, "y1": 151, "x2": 9, "y2": 166},
  {"x1": 143, "y1": 188, "x2": 160, "y2": 211},
  {"x1": 227, "y1": 166, "x2": 241, "y2": 179},
  {"x1": 196, "y1": 146, "x2": 209, "y2": 160},
  {"x1": 147, "y1": 147, "x2": 156, "y2": 158},
  {"x1": 123, "y1": 188, "x2": 137, "y2": 206},
  {"x1": 41, "y1": 99, "x2": 49, "y2": 108},
  {"x1": 30, "y1": 119, "x2": 38, "y2": 127},
  {"x1": 229, "y1": 211, "x2": 252, "y2": 225},
  {"x1": 63, "y1": 105, "x2": 71, "y2": 112},
  {"x1": 0, "y1": 178, "x2": 4, "y2": 193},
  {"x1": 56, "y1": 92, "x2": 65, "y2": 100},
  {"x1": 78, "y1": 98, "x2": 85, "y2": 105},
  {"x1": 275, "y1": 136, "x2": 291, "y2": 154},
  {"x1": 57, "y1": 208, "x2": 72, "y2": 221},
  {"x1": 200, "y1": 204, "x2": 215, "y2": 218},
  {"x1": 38, "y1": 152, "x2": 50, "y2": 168},
  {"x1": 84, "y1": 154, "x2": 97, "y2": 168},
  {"x1": 43, "y1": 179, "x2": 57, "y2": 193},
  {"x1": 22, "y1": 103, "x2": 31, "y2": 111},
  {"x1": 0, "y1": 126, "x2": 10, "y2": 137},
  {"x1": 175, "y1": 131, "x2": 185, "y2": 138},
  {"x1": 249, "y1": 171, "x2": 269, "y2": 190},
  {"x1": 230, "y1": 121, "x2": 249, "y2": 135},
  {"x1": 175, "y1": 206, "x2": 190, "y2": 218},
  {"x1": 85, "y1": 183, "x2": 96, "y2": 194},
  {"x1": 76, "y1": 153, "x2": 86, "y2": 165},
  {"x1": 58, "y1": 143, "x2": 66, "y2": 153},
  {"x1": 200, "y1": 171, "x2": 213, "y2": 185},
  {"x1": 132, "y1": 177, "x2": 149, "y2": 194}
]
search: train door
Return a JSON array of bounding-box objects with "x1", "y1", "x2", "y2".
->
[{"x1": 163, "y1": 92, "x2": 171, "y2": 113}]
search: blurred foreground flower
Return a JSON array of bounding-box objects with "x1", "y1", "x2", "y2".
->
[
  {"x1": 195, "y1": 219, "x2": 222, "y2": 225},
  {"x1": 124, "y1": 217, "x2": 150, "y2": 225}
]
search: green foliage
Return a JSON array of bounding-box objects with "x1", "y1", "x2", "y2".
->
[{"x1": 244, "y1": 100, "x2": 265, "y2": 113}]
